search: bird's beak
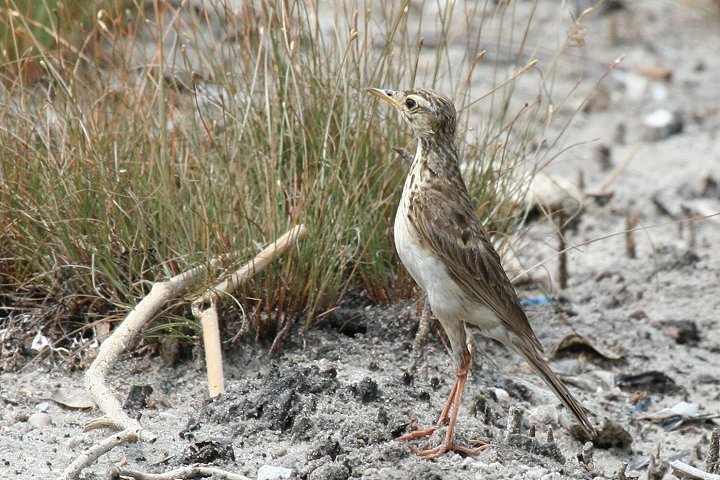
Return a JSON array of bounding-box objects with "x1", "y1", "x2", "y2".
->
[{"x1": 366, "y1": 88, "x2": 402, "y2": 109}]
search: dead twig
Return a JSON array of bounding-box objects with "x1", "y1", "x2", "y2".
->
[
  {"x1": 114, "y1": 465, "x2": 251, "y2": 480},
  {"x1": 707, "y1": 429, "x2": 720, "y2": 474},
  {"x1": 671, "y1": 460, "x2": 720, "y2": 480},
  {"x1": 65, "y1": 225, "x2": 306, "y2": 479},
  {"x1": 192, "y1": 225, "x2": 308, "y2": 397},
  {"x1": 615, "y1": 462, "x2": 628, "y2": 480},
  {"x1": 197, "y1": 306, "x2": 224, "y2": 397},
  {"x1": 64, "y1": 259, "x2": 230, "y2": 480},
  {"x1": 557, "y1": 211, "x2": 568, "y2": 289},
  {"x1": 625, "y1": 211, "x2": 640, "y2": 258},
  {"x1": 84, "y1": 255, "x2": 235, "y2": 442},
  {"x1": 62, "y1": 427, "x2": 140, "y2": 479}
]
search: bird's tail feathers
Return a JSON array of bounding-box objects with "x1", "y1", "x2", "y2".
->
[{"x1": 516, "y1": 342, "x2": 597, "y2": 440}]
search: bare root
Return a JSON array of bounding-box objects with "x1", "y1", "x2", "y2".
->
[
  {"x1": 63, "y1": 225, "x2": 307, "y2": 479},
  {"x1": 671, "y1": 461, "x2": 720, "y2": 480},
  {"x1": 62, "y1": 427, "x2": 140, "y2": 479},
  {"x1": 192, "y1": 225, "x2": 307, "y2": 397},
  {"x1": 113, "y1": 465, "x2": 251, "y2": 480}
]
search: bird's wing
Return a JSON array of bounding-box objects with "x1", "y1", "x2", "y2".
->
[{"x1": 409, "y1": 183, "x2": 543, "y2": 352}]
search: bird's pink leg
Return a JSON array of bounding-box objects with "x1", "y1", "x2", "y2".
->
[
  {"x1": 397, "y1": 375, "x2": 459, "y2": 441},
  {"x1": 399, "y1": 353, "x2": 492, "y2": 457}
]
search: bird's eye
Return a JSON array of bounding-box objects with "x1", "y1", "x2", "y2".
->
[{"x1": 404, "y1": 98, "x2": 417, "y2": 110}]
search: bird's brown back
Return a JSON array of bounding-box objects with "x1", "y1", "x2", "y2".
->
[{"x1": 406, "y1": 140, "x2": 544, "y2": 353}]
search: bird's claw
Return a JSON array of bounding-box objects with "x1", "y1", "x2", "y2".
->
[{"x1": 408, "y1": 440, "x2": 493, "y2": 459}]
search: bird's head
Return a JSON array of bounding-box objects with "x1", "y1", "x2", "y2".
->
[{"x1": 367, "y1": 88, "x2": 456, "y2": 140}]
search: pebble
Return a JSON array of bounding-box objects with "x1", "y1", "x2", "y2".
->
[
  {"x1": 307, "y1": 462, "x2": 349, "y2": 480},
  {"x1": 271, "y1": 447, "x2": 287, "y2": 459},
  {"x1": 493, "y1": 388, "x2": 511, "y2": 403},
  {"x1": 13, "y1": 412, "x2": 29, "y2": 423},
  {"x1": 642, "y1": 109, "x2": 683, "y2": 141},
  {"x1": 660, "y1": 319, "x2": 700, "y2": 344},
  {"x1": 612, "y1": 70, "x2": 648, "y2": 101},
  {"x1": 649, "y1": 82, "x2": 668, "y2": 102},
  {"x1": 526, "y1": 404, "x2": 559, "y2": 427},
  {"x1": 539, "y1": 471, "x2": 562, "y2": 480},
  {"x1": 28, "y1": 412, "x2": 52, "y2": 428},
  {"x1": 527, "y1": 172, "x2": 584, "y2": 212},
  {"x1": 257, "y1": 465, "x2": 293, "y2": 480}
]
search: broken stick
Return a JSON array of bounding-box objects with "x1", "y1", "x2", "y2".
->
[
  {"x1": 115, "y1": 465, "x2": 251, "y2": 480},
  {"x1": 671, "y1": 460, "x2": 720, "y2": 480},
  {"x1": 192, "y1": 224, "x2": 308, "y2": 397},
  {"x1": 66, "y1": 225, "x2": 307, "y2": 480}
]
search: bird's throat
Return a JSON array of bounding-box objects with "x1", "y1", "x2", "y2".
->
[{"x1": 412, "y1": 136, "x2": 461, "y2": 180}]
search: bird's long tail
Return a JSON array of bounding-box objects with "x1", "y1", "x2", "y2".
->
[{"x1": 515, "y1": 341, "x2": 597, "y2": 439}]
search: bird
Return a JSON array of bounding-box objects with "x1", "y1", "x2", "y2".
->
[{"x1": 367, "y1": 87, "x2": 596, "y2": 458}]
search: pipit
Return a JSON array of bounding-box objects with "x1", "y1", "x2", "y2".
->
[{"x1": 368, "y1": 87, "x2": 596, "y2": 458}]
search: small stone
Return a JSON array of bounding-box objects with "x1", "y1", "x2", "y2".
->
[
  {"x1": 307, "y1": 462, "x2": 350, "y2": 480},
  {"x1": 28, "y1": 412, "x2": 52, "y2": 428},
  {"x1": 493, "y1": 388, "x2": 511, "y2": 403},
  {"x1": 613, "y1": 123, "x2": 626, "y2": 144},
  {"x1": 660, "y1": 320, "x2": 700, "y2": 344},
  {"x1": 159, "y1": 337, "x2": 181, "y2": 366},
  {"x1": 526, "y1": 405, "x2": 559, "y2": 428},
  {"x1": 257, "y1": 465, "x2": 293, "y2": 480},
  {"x1": 527, "y1": 172, "x2": 584, "y2": 214},
  {"x1": 594, "y1": 144, "x2": 613, "y2": 171},
  {"x1": 271, "y1": 447, "x2": 287, "y2": 459},
  {"x1": 307, "y1": 437, "x2": 343, "y2": 461},
  {"x1": 614, "y1": 70, "x2": 648, "y2": 100},
  {"x1": 353, "y1": 377, "x2": 378, "y2": 403},
  {"x1": 642, "y1": 109, "x2": 683, "y2": 141},
  {"x1": 13, "y1": 412, "x2": 29, "y2": 423},
  {"x1": 66, "y1": 435, "x2": 86, "y2": 449},
  {"x1": 123, "y1": 385, "x2": 153, "y2": 412}
]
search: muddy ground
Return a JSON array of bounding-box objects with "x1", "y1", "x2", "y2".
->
[{"x1": 2, "y1": 1, "x2": 720, "y2": 479}]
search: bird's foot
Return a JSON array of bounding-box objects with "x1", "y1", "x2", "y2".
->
[{"x1": 409, "y1": 439, "x2": 493, "y2": 459}]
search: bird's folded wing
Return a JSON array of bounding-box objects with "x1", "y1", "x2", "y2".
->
[{"x1": 410, "y1": 186, "x2": 543, "y2": 352}]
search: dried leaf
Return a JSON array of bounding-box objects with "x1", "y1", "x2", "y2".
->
[
  {"x1": 50, "y1": 388, "x2": 95, "y2": 410},
  {"x1": 551, "y1": 333, "x2": 624, "y2": 362},
  {"x1": 616, "y1": 371, "x2": 680, "y2": 394}
]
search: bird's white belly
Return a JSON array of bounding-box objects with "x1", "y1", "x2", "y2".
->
[
  {"x1": 396, "y1": 228, "x2": 462, "y2": 310},
  {"x1": 394, "y1": 202, "x2": 501, "y2": 333}
]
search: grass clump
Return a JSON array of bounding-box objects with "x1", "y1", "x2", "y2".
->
[{"x1": 0, "y1": 0, "x2": 585, "y2": 356}]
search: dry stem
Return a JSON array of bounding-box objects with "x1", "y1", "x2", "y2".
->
[
  {"x1": 65, "y1": 225, "x2": 307, "y2": 479},
  {"x1": 62, "y1": 427, "x2": 140, "y2": 479},
  {"x1": 671, "y1": 460, "x2": 720, "y2": 480},
  {"x1": 114, "y1": 466, "x2": 251, "y2": 480},
  {"x1": 192, "y1": 225, "x2": 308, "y2": 397},
  {"x1": 84, "y1": 255, "x2": 234, "y2": 442}
]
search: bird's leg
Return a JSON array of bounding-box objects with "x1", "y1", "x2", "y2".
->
[
  {"x1": 408, "y1": 352, "x2": 492, "y2": 458},
  {"x1": 399, "y1": 350, "x2": 464, "y2": 442},
  {"x1": 435, "y1": 374, "x2": 459, "y2": 426},
  {"x1": 397, "y1": 375, "x2": 459, "y2": 442}
]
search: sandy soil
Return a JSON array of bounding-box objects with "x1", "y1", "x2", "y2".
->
[{"x1": 2, "y1": 1, "x2": 720, "y2": 479}]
